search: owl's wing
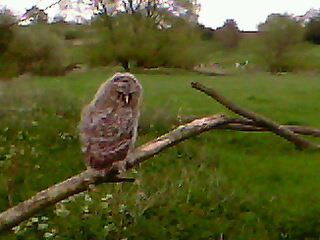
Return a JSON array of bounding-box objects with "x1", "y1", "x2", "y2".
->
[{"x1": 79, "y1": 106, "x2": 135, "y2": 169}]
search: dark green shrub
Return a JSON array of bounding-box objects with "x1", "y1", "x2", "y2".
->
[
  {"x1": 64, "y1": 28, "x2": 83, "y2": 40},
  {"x1": 257, "y1": 14, "x2": 305, "y2": 72},
  {"x1": 160, "y1": 18, "x2": 207, "y2": 69},
  {"x1": 3, "y1": 24, "x2": 69, "y2": 77},
  {"x1": 305, "y1": 17, "x2": 320, "y2": 44},
  {"x1": 89, "y1": 14, "x2": 207, "y2": 71},
  {"x1": 215, "y1": 19, "x2": 241, "y2": 49},
  {"x1": 0, "y1": 13, "x2": 14, "y2": 54},
  {"x1": 0, "y1": 12, "x2": 16, "y2": 78}
]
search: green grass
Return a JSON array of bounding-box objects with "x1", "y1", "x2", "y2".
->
[{"x1": 1, "y1": 69, "x2": 320, "y2": 239}]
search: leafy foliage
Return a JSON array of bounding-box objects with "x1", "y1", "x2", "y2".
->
[
  {"x1": 305, "y1": 16, "x2": 320, "y2": 44},
  {"x1": 0, "y1": 11, "x2": 15, "y2": 54},
  {"x1": 1, "y1": 24, "x2": 70, "y2": 77},
  {"x1": 89, "y1": 14, "x2": 206, "y2": 70},
  {"x1": 93, "y1": 0, "x2": 199, "y2": 22},
  {"x1": 197, "y1": 24, "x2": 214, "y2": 40},
  {"x1": 257, "y1": 14, "x2": 305, "y2": 72},
  {"x1": 215, "y1": 19, "x2": 241, "y2": 49}
]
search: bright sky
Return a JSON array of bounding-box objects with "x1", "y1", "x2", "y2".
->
[
  {"x1": 198, "y1": 0, "x2": 319, "y2": 30},
  {"x1": 1, "y1": 0, "x2": 319, "y2": 30}
]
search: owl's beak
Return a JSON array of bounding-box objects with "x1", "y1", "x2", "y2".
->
[{"x1": 124, "y1": 94, "x2": 129, "y2": 104}]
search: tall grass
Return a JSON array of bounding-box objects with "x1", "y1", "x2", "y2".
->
[{"x1": 1, "y1": 69, "x2": 320, "y2": 239}]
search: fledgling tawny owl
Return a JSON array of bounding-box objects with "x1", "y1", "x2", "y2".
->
[{"x1": 79, "y1": 73, "x2": 142, "y2": 174}]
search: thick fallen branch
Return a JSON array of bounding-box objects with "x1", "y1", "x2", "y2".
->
[
  {"x1": 177, "y1": 116, "x2": 320, "y2": 137},
  {"x1": 221, "y1": 119, "x2": 320, "y2": 137},
  {"x1": 191, "y1": 82, "x2": 319, "y2": 150},
  {"x1": 0, "y1": 114, "x2": 229, "y2": 233}
]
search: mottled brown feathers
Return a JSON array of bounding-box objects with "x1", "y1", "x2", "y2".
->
[{"x1": 79, "y1": 73, "x2": 142, "y2": 173}]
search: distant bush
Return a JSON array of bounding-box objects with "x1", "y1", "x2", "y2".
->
[
  {"x1": 89, "y1": 14, "x2": 207, "y2": 71},
  {"x1": 160, "y1": 18, "x2": 207, "y2": 69},
  {"x1": 257, "y1": 14, "x2": 305, "y2": 72},
  {"x1": 64, "y1": 28, "x2": 84, "y2": 40},
  {"x1": 0, "y1": 13, "x2": 15, "y2": 78},
  {"x1": 305, "y1": 17, "x2": 320, "y2": 44},
  {"x1": 197, "y1": 24, "x2": 214, "y2": 40},
  {"x1": 215, "y1": 19, "x2": 241, "y2": 49},
  {"x1": 2, "y1": 24, "x2": 69, "y2": 77},
  {"x1": 0, "y1": 12, "x2": 15, "y2": 55}
]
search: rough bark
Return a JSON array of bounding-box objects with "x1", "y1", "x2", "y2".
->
[
  {"x1": 191, "y1": 82, "x2": 319, "y2": 149},
  {"x1": 221, "y1": 120, "x2": 320, "y2": 137},
  {"x1": 177, "y1": 116, "x2": 320, "y2": 137},
  {"x1": 0, "y1": 114, "x2": 229, "y2": 233}
]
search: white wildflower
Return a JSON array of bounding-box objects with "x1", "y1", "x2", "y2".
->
[
  {"x1": 26, "y1": 219, "x2": 33, "y2": 227},
  {"x1": 44, "y1": 232, "x2": 55, "y2": 239},
  {"x1": 104, "y1": 223, "x2": 115, "y2": 232},
  {"x1": 41, "y1": 216, "x2": 49, "y2": 222},
  {"x1": 38, "y1": 223, "x2": 49, "y2": 231},
  {"x1": 100, "y1": 202, "x2": 109, "y2": 209},
  {"x1": 119, "y1": 204, "x2": 127, "y2": 213},
  {"x1": 84, "y1": 194, "x2": 92, "y2": 202},
  {"x1": 68, "y1": 195, "x2": 76, "y2": 202},
  {"x1": 82, "y1": 205, "x2": 89, "y2": 213},
  {"x1": 31, "y1": 217, "x2": 39, "y2": 223},
  {"x1": 12, "y1": 225, "x2": 20, "y2": 234},
  {"x1": 60, "y1": 199, "x2": 70, "y2": 204},
  {"x1": 101, "y1": 194, "x2": 113, "y2": 201},
  {"x1": 54, "y1": 203, "x2": 70, "y2": 217}
]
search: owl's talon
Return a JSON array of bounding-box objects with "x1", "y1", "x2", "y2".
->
[{"x1": 112, "y1": 161, "x2": 126, "y2": 174}]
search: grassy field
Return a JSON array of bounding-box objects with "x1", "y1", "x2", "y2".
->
[{"x1": 1, "y1": 69, "x2": 320, "y2": 239}]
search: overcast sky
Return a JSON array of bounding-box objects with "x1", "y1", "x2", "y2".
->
[
  {"x1": 198, "y1": 0, "x2": 319, "y2": 30},
  {"x1": 1, "y1": 0, "x2": 319, "y2": 30}
]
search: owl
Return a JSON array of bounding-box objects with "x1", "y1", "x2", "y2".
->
[{"x1": 79, "y1": 72, "x2": 142, "y2": 175}]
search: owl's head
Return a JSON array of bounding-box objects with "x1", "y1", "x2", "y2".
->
[{"x1": 110, "y1": 73, "x2": 142, "y2": 106}]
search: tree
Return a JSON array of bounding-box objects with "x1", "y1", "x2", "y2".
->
[
  {"x1": 197, "y1": 24, "x2": 214, "y2": 40},
  {"x1": 2, "y1": 24, "x2": 69, "y2": 77},
  {"x1": 89, "y1": 1, "x2": 206, "y2": 71},
  {"x1": 257, "y1": 14, "x2": 304, "y2": 72},
  {"x1": 0, "y1": 7, "x2": 15, "y2": 54},
  {"x1": 305, "y1": 16, "x2": 320, "y2": 44},
  {"x1": 90, "y1": 0, "x2": 205, "y2": 71},
  {"x1": 92, "y1": 0, "x2": 200, "y2": 25},
  {"x1": 214, "y1": 19, "x2": 241, "y2": 49}
]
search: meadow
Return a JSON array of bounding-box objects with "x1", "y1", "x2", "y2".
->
[{"x1": 1, "y1": 68, "x2": 320, "y2": 239}]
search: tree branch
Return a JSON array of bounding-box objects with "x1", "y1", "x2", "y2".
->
[
  {"x1": 0, "y1": 114, "x2": 229, "y2": 233},
  {"x1": 191, "y1": 82, "x2": 319, "y2": 150},
  {"x1": 177, "y1": 116, "x2": 320, "y2": 137},
  {"x1": 128, "y1": 0, "x2": 135, "y2": 14},
  {"x1": 122, "y1": 0, "x2": 129, "y2": 13},
  {"x1": 222, "y1": 122, "x2": 320, "y2": 137}
]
